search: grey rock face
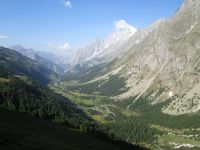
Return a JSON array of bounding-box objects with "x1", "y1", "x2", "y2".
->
[{"x1": 113, "y1": 0, "x2": 200, "y2": 115}]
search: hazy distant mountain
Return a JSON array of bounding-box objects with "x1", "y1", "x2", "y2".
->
[
  {"x1": 0, "y1": 47, "x2": 56, "y2": 84},
  {"x1": 68, "y1": 20, "x2": 137, "y2": 66},
  {"x1": 10, "y1": 45, "x2": 64, "y2": 74}
]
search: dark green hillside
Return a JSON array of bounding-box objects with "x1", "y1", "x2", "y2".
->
[
  {"x1": 119, "y1": 97, "x2": 200, "y2": 129},
  {"x1": 0, "y1": 78, "x2": 147, "y2": 150},
  {"x1": 0, "y1": 47, "x2": 56, "y2": 84},
  {"x1": 104, "y1": 97, "x2": 200, "y2": 149},
  {"x1": 0, "y1": 109, "x2": 147, "y2": 150},
  {"x1": 0, "y1": 77, "x2": 92, "y2": 129},
  {"x1": 0, "y1": 47, "x2": 91, "y2": 129}
]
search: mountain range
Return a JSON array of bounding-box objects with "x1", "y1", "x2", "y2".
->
[
  {"x1": 7, "y1": 0, "x2": 200, "y2": 119},
  {"x1": 63, "y1": 0, "x2": 200, "y2": 115},
  {"x1": 9, "y1": 45, "x2": 64, "y2": 74},
  {"x1": 1, "y1": 0, "x2": 200, "y2": 149}
]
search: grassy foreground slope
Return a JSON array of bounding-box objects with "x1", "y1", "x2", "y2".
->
[{"x1": 0, "y1": 109, "x2": 146, "y2": 150}]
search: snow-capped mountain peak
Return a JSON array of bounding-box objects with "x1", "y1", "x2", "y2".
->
[
  {"x1": 104, "y1": 20, "x2": 137, "y2": 49},
  {"x1": 114, "y1": 19, "x2": 137, "y2": 33},
  {"x1": 68, "y1": 20, "x2": 137, "y2": 66}
]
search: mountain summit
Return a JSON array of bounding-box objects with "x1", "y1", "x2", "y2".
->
[{"x1": 68, "y1": 20, "x2": 137, "y2": 66}]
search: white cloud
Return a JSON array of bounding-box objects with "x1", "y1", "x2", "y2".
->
[
  {"x1": 47, "y1": 42, "x2": 71, "y2": 56},
  {"x1": 0, "y1": 35, "x2": 8, "y2": 39},
  {"x1": 63, "y1": 1, "x2": 72, "y2": 8},
  {"x1": 114, "y1": 20, "x2": 128, "y2": 30},
  {"x1": 58, "y1": 42, "x2": 70, "y2": 50}
]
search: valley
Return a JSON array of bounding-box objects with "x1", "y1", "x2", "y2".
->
[
  {"x1": 0, "y1": 50, "x2": 145, "y2": 150},
  {"x1": 50, "y1": 76, "x2": 200, "y2": 149},
  {"x1": 0, "y1": 0, "x2": 200, "y2": 149}
]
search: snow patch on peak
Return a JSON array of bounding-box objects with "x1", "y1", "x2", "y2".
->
[
  {"x1": 114, "y1": 20, "x2": 137, "y2": 33},
  {"x1": 104, "y1": 20, "x2": 137, "y2": 49}
]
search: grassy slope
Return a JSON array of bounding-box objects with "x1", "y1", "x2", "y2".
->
[
  {"x1": 49, "y1": 84, "x2": 114, "y2": 124},
  {"x1": 64, "y1": 75, "x2": 127, "y2": 97},
  {"x1": 0, "y1": 109, "x2": 146, "y2": 150},
  {"x1": 152, "y1": 125, "x2": 200, "y2": 150}
]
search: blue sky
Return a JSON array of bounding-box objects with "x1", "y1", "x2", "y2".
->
[{"x1": 0, "y1": 0, "x2": 183, "y2": 54}]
